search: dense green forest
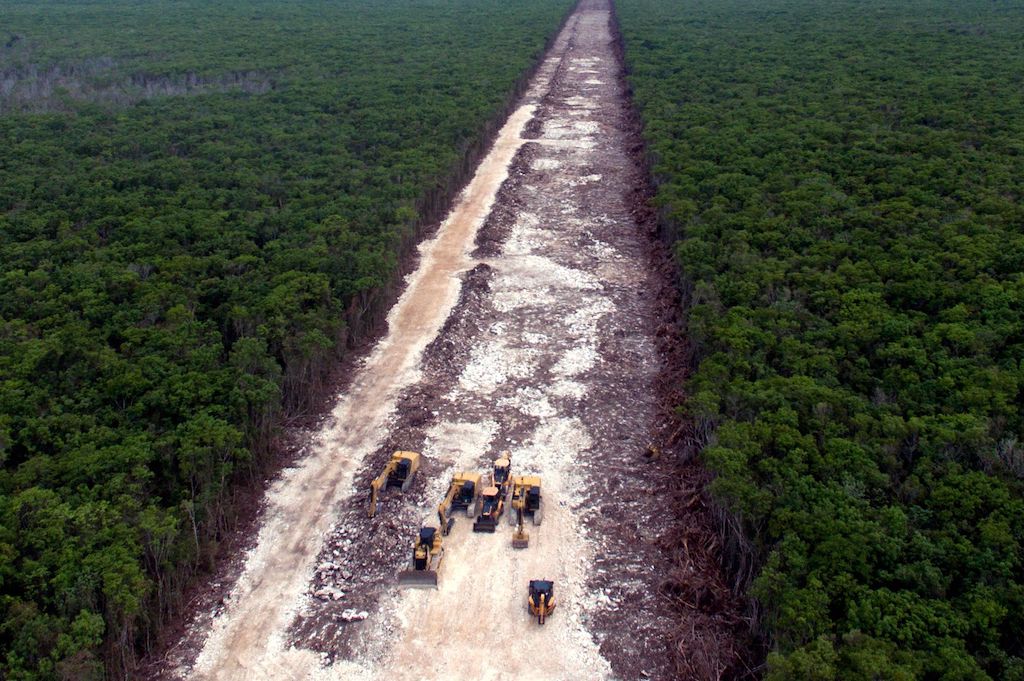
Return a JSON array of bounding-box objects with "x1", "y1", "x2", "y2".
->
[
  {"x1": 617, "y1": 0, "x2": 1024, "y2": 678},
  {"x1": 0, "y1": 0, "x2": 569, "y2": 676}
]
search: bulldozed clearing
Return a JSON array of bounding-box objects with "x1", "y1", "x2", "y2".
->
[{"x1": 155, "y1": 1, "x2": 748, "y2": 679}]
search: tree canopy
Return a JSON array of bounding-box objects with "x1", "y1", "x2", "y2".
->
[
  {"x1": 0, "y1": 0, "x2": 570, "y2": 676},
  {"x1": 617, "y1": 0, "x2": 1024, "y2": 678}
]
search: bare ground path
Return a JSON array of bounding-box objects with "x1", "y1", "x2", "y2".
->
[{"x1": 168, "y1": 1, "x2": 698, "y2": 679}]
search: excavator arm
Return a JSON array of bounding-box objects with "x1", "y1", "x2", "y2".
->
[
  {"x1": 437, "y1": 483, "x2": 458, "y2": 535},
  {"x1": 512, "y1": 505, "x2": 529, "y2": 548},
  {"x1": 367, "y1": 477, "x2": 382, "y2": 517},
  {"x1": 367, "y1": 461, "x2": 396, "y2": 518}
]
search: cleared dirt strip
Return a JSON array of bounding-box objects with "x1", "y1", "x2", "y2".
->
[{"x1": 173, "y1": 1, "x2": 705, "y2": 678}]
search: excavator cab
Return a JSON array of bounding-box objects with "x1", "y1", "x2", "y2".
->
[
  {"x1": 368, "y1": 451, "x2": 421, "y2": 517},
  {"x1": 526, "y1": 486, "x2": 541, "y2": 514},
  {"x1": 528, "y1": 580, "x2": 556, "y2": 624},
  {"x1": 392, "y1": 458, "x2": 410, "y2": 485},
  {"x1": 386, "y1": 453, "x2": 418, "y2": 490},
  {"x1": 456, "y1": 480, "x2": 476, "y2": 506}
]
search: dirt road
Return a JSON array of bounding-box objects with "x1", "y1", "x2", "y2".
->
[{"x1": 177, "y1": 1, "x2": 684, "y2": 679}]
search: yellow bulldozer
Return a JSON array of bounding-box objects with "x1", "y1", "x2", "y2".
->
[
  {"x1": 509, "y1": 475, "x2": 543, "y2": 548},
  {"x1": 437, "y1": 471, "x2": 482, "y2": 535},
  {"x1": 396, "y1": 526, "x2": 443, "y2": 588},
  {"x1": 367, "y1": 451, "x2": 421, "y2": 518},
  {"x1": 527, "y1": 580, "x2": 556, "y2": 624}
]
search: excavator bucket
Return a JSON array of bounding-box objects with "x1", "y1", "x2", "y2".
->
[
  {"x1": 472, "y1": 516, "x2": 498, "y2": 532},
  {"x1": 396, "y1": 569, "x2": 439, "y2": 589},
  {"x1": 512, "y1": 530, "x2": 530, "y2": 549}
]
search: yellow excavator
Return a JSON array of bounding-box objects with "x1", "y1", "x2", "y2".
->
[
  {"x1": 509, "y1": 475, "x2": 543, "y2": 548},
  {"x1": 437, "y1": 471, "x2": 482, "y2": 535},
  {"x1": 396, "y1": 526, "x2": 443, "y2": 588},
  {"x1": 527, "y1": 580, "x2": 556, "y2": 624},
  {"x1": 367, "y1": 451, "x2": 421, "y2": 518}
]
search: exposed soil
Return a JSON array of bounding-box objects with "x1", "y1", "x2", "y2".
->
[{"x1": 153, "y1": 1, "x2": 755, "y2": 679}]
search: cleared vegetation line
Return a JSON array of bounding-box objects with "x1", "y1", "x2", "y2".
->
[
  {"x1": 361, "y1": 10, "x2": 620, "y2": 674},
  {"x1": 284, "y1": 0, "x2": 709, "y2": 677},
  {"x1": 182, "y1": 0, "x2": 708, "y2": 677},
  {"x1": 185, "y1": 21, "x2": 575, "y2": 681}
]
